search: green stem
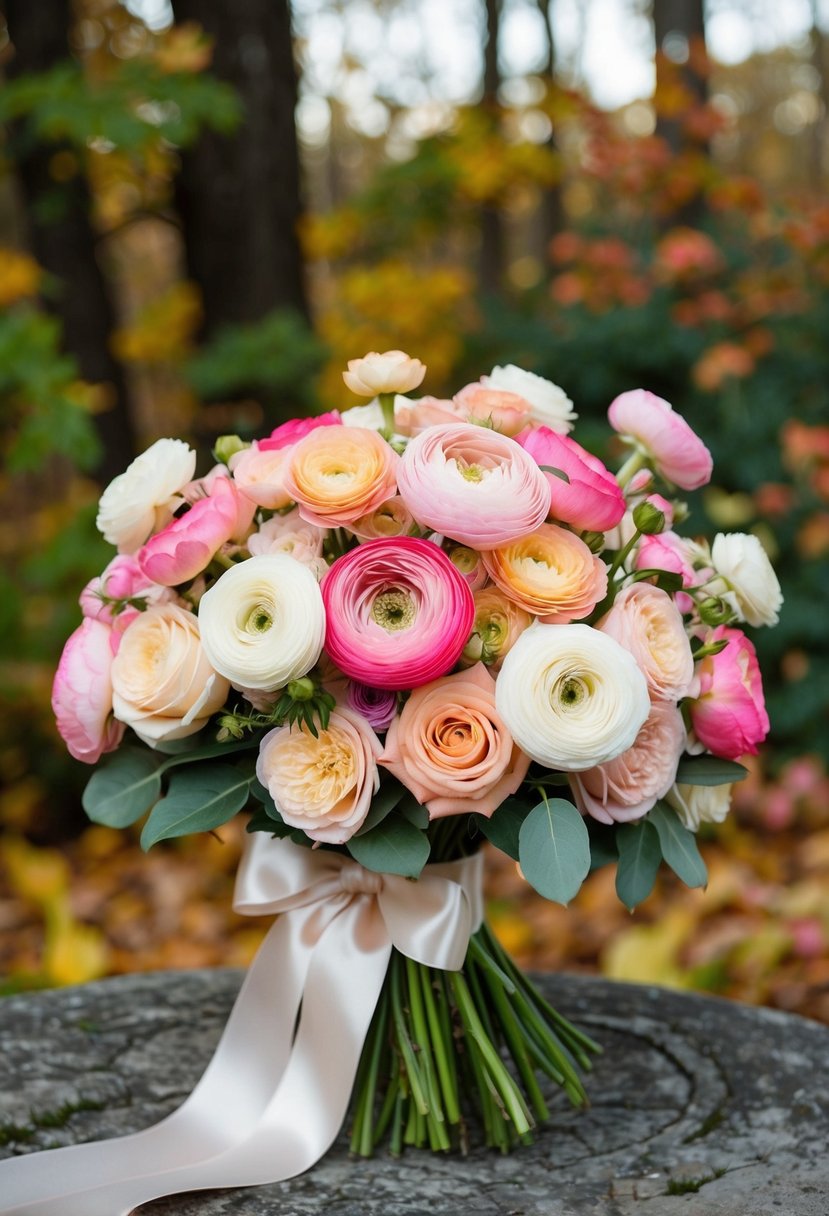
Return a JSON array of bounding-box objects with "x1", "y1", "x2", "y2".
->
[
  {"x1": 616, "y1": 447, "x2": 647, "y2": 488},
  {"x1": 378, "y1": 391, "x2": 396, "y2": 434},
  {"x1": 419, "y1": 966, "x2": 461, "y2": 1126},
  {"x1": 357, "y1": 991, "x2": 389, "y2": 1157},
  {"x1": 390, "y1": 954, "x2": 430, "y2": 1116},
  {"x1": 405, "y1": 958, "x2": 450, "y2": 1150}
]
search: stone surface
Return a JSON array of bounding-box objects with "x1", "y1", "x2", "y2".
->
[{"x1": 1, "y1": 969, "x2": 828, "y2": 1215}]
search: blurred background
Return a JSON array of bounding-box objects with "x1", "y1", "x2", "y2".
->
[{"x1": 1, "y1": 0, "x2": 828, "y2": 1018}]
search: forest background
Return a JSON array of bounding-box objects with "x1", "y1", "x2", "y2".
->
[{"x1": 1, "y1": 0, "x2": 828, "y2": 1023}]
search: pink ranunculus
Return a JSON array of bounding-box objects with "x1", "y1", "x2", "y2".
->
[
  {"x1": 345, "y1": 682, "x2": 398, "y2": 732},
  {"x1": 396, "y1": 423, "x2": 550, "y2": 548},
  {"x1": 247, "y1": 509, "x2": 328, "y2": 579},
  {"x1": 322, "y1": 536, "x2": 475, "y2": 690},
  {"x1": 516, "y1": 425, "x2": 626, "y2": 531},
  {"x1": 52, "y1": 619, "x2": 125, "y2": 763},
  {"x1": 445, "y1": 544, "x2": 489, "y2": 591},
  {"x1": 570, "y1": 699, "x2": 686, "y2": 824},
  {"x1": 608, "y1": 389, "x2": 713, "y2": 490},
  {"x1": 284, "y1": 425, "x2": 400, "y2": 528},
  {"x1": 395, "y1": 395, "x2": 467, "y2": 436},
  {"x1": 598, "y1": 582, "x2": 695, "y2": 701},
  {"x1": 229, "y1": 442, "x2": 293, "y2": 510},
  {"x1": 258, "y1": 411, "x2": 342, "y2": 452},
  {"x1": 689, "y1": 625, "x2": 769, "y2": 759},
  {"x1": 182, "y1": 465, "x2": 256, "y2": 542},
  {"x1": 452, "y1": 384, "x2": 533, "y2": 437},
  {"x1": 80, "y1": 554, "x2": 173, "y2": 630},
  {"x1": 635, "y1": 530, "x2": 699, "y2": 613},
  {"x1": 136, "y1": 474, "x2": 242, "y2": 587}
]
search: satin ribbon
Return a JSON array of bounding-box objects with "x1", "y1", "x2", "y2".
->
[{"x1": 0, "y1": 835, "x2": 483, "y2": 1216}]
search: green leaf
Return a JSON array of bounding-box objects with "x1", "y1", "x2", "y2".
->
[
  {"x1": 82, "y1": 748, "x2": 164, "y2": 828},
  {"x1": 615, "y1": 821, "x2": 662, "y2": 911},
  {"x1": 398, "y1": 793, "x2": 429, "y2": 829},
  {"x1": 588, "y1": 825, "x2": 618, "y2": 871},
  {"x1": 475, "y1": 797, "x2": 531, "y2": 861},
  {"x1": 246, "y1": 808, "x2": 294, "y2": 838},
  {"x1": 155, "y1": 738, "x2": 257, "y2": 765},
  {"x1": 347, "y1": 816, "x2": 431, "y2": 878},
  {"x1": 353, "y1": 779, "x2": 408, "y2": 837},
  {"x1": 648, "y1": 802, "x2": 708, "y2": 889},
  {"x1": 538, "y1": 465, "x2": 571, "y2": 483},
  {"x1": 140, "y1": 764, "x2": 252, "y2": 849},
  {"x1": 518, "y1": 798, "x2": 591, "y2": 905},
  {"x1": 674, "y1": 756, "x2": 749, "y2": 786}
]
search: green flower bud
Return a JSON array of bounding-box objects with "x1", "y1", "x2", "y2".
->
[
  {"x1": 698, "y1": 597, "x2": 732, "y2": 626},
  {"x1": 213, "y1": 435, "x2": 249, "y2": 465},
  {"x1": 632, "y1": 500, "x2": 666, "y2": 535},
  {"x1": 286, "y1": 676, "x2": 316, "y2": 702}
]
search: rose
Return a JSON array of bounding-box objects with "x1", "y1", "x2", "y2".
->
[
  {"x1": 96, "y1": 438, "x2": 197, "y2": 552},
  {"x1": 198, "y1": 553, "x2": 326, "y2": 691},
  {"x1": 598, "y1": 583, "x2": 695, "y2": 701},
  {"x1": 257, "y1": 411, "x2": 341, "y2": 451},
  {"x1": 345, "y1": 682, "x2": 398, "y2": 731},
  {"x1": 689, "y1": 625, "x2": 769, "y2": 759},
  {"x1": 229, "y1": 443, "x2": 293, "y2": 510},
  {"x1": 569, "y1": 700, "x2": 686, "y2": 824},
  {"x1": 452, "y1": 384, "x2": 532, "y2": 436},
  {"x1": 379, "y1": 664, "x2": 530, "y2": 819},
  {"x1": 247, "y1": 510, "x2": 328, "y2": 580},
  {"x1": 111, "y1": 604, "x2": 230, "y2": 745},
  {"x1": 665, "y1": 782, "x2": 733, "y2": 831},
  {"x1": 608, "y1": 389, "x2": 713, "y2": 490},
  {"x1": 495, "y1": 623, "x2": 651, "y2": 770},
  {"x1": 137, "y1": 475, "x2": 250, "y2": 587},
  {"x1": 321, "y1": 536, "x2": 475, "y2": 690},
  {"x1": 482, "y1": 365, "x2": 577, "y2": 433},
  {"x1": 709, "y1": 532, "x2": 783, "y2": 627},
  {"x1": 80, "y1": 554, "x2": 173, "y2": 631},
  {"x1": 515, "y1": 426, "x2": 626, "y2": 532},
  {"x1": 343, "y1": 350, "x2": 426, "y2": 396},
  {"x1": 482, "y1": 523, "x2": 608, "y2": 624},
  {"x1": 396, "y1": 423, "x2": 550, "y2": 548},
  {"x1": 348, "y1": 496, "x2": 415, "y2": 542},
  {"x1": 256, "y1": 706, "x2": 382, "y2": 844},
  {"x1": 459, "y1": 586, "x2": 532, "y2": 670},
  {"x1": 283, "y1": 426, "x2": 400, "y2": 528},
  {"x1": 52, "y1": 620, "x2": 125, "y2": 763}
]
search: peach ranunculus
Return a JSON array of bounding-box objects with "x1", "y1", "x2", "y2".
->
[
  {"x1": 395, "y1": 395, "x2": 466, "y2": 436},
  {"x1": 445, "y1": 544, "x2": 489, "y2": 591},
  {"x1": 452, "y1": 383, "x2": 533, "y2": 436},
  {"x1": 347, "y1": 495, "x2": 415, "y2": 542},
  {"x1": 379, "y1": 664, "x2": 530, "y2": 819},
  {"x1": 597, "y1": 583, "x2": 695, "y2": 702},
  {"x1": 343, "y1": 350, "x2": 426, "y2": 397},
  {"x1": 229, "y1": 442, "x2": 294, "y2": 510},
  {"x1": 460, "y1": 586, "x2": 532, "y2": 670},
  {"x1": 247, "y1": 510, "x2": 328, "y2": 580},
  {"x1": 283, "y1": 425, "x2": 400, "y2": 528},
  {"x1": 256, "y1": 706, "x2": 382, "y2": 844},
  {"x1": 569, "y1": 699, "x2": 686, "y2": 824},
  {"x1": 482, "y1": 365, "x2": 577, "y2": 434},
  {"x1": 482, "y1": 523, "x2": 608, "y2": 623}
]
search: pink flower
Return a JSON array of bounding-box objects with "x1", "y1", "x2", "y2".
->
[
  {"x1": 516, "y1": 426, "x2": 625, "y2": 531},
  {"x1": 80, "y1": 554, "x2": 173, "y2": 632},
  {"x1": 322, "y1": 536, "x2": 475, "y2": 690},
  {"x1": 598, "y1": 582, "x2": 695, "y2": 701},
  {"x1": 229, "y1": 443, "x2": 293, "y2": 510},
  {"x1": 345, "y1": 682, "x2": 398, "y2": 731},
  {"x1": 258, "y1": 411, "x2": 341, "y2": 452},
  {"x1": 634, "y1": 530, "x2": 701, "y2": 613},
  {"x1": 137, "y1": 475, "x2": 244, "y2": 587},
  {"x1": 395, "y1": 396, "x2": 466, "y2": 436},
  {"x1": 608, "y1": 389, "x2": 713, "y2": 490},
  {"x1": 570, "y1": 699, "x2": 686, "y2": 824},
  {"x1": 396, "y1": 423, "x2": 550, "y2": 548},
  {"x1": 52, "y1": 619, "x2": 125, "y2": 763},
  {"x1": 347, "y1": 495, "x2": 415, "y2": 542},
  {"x1": 247, "y1": 510, "x2": 328, "y2": 580},
  {"x1": 689, "y1": 625, "x2": 769, "y2": 759},
  {"x1": 452, "y1": 384, "x2": 532, "y2": 436},
  {"x1": 182, "y1": 465, "x2": 256, "y2": 542}
]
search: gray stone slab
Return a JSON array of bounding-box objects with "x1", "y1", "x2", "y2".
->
[{"x1": 1, "y1": 969, "x2": 827, "y2": 1215}]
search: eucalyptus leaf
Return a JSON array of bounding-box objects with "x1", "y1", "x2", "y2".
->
[
  {"x1": 347, "y1": 816, "x2": 430, "y2": 878},
  {"x1": 518, "y1": 798, "x2": 590, "y2": 905},
  {"x1": 353, "y1": 779, "x2": 408, "y2": 837},
  {"x1": 246, "y1": 808, "x2": 294, "y2": 838},
  {"x1": 140, "y1": 764, "x2": 253, "y2": 849},
  {"x1": 476, "y1": 797, "x2": 531, "y2": 861},
  {"x1": 648, "y1": 801, "x2": 708, "y2": 889},
  {"x1": 82, "y1": 748, "x2": 164, "y2": 828},
  {"x1": 398, "y1": 793, "x2": 429, "y2": 829},
  {"x1": 674, "y1": 756, "x2": 748, "y2": 786},
  {"x1": 615, "y1": 821, "x2": 662, "y2": 911}
]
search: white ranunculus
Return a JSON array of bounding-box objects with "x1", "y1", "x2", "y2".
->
[
  {"x1": 96, "y1": 438, "x2": 197, "y2": 553},
  {"x1": 495, "y1": 623, "x2": 650, "y2": 770},
  {"x1": 342, "y1": 351, "x2": 426, "y2": 396},
  {"x1": 710, "y1": 532, "x2": 783, "y2": 627},
  {"x1": 665, "y1": 782, "x2": 733, "y2": 831},
  {"x1": 340, "y1": 401, "x2": 386, "y2": 430},
  {"x1": 483, "y1": 365, "x2": 577, "y2": 434},
  {"x1": 197, "y1": 554, "x2": 325, "y2": 691}
]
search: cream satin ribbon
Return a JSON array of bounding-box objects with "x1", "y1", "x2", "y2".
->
[{"x1": 0, "y1": 834, "x2": 484, "y2": 1216}]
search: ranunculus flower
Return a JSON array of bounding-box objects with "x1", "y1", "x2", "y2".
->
[
  {"x1": 396, "y1": 395, "x2": 466, "y2": 436},
  {"x1": 608, "y1": 389, "x2": 713, "y2": 490},
  {"x1": 52, "y1": 619, "x2": 125, "y2": 763},
  {"x1": 322, "y1": 536, "x2": 475, "y2": 690},
  {"x1": 348, "y1": 496, "x2": 415, "y2": 542},
  {"x1": 689, "y1": 625, "x2": 769, "y2": 759},
  {"x1": 459, "y1": 586, "x2": 532, "y2": 670},
  {"x1": 111, "y1": 604, "x2": 229, "y2": 745},
  {"x1": 96, "y1": 438, "x2": 197, "y2": 553},
  {"x1": 570, "y1": 700, "x2": 686, "y2": 824},
  {"x1": 598, "y1": 583, "x2": 695, "y2": 701},
  {"x1": 137, "y1": 475, "x2": 248, "y2": 587},
  {"x1": 483, "y1": 523, "x2": 608, "y2": 624},
  {"x1": 452, "y1": 384, "x2": 532, "y2": 436},
  {"x1": 634, "y1": 531, "x2": 700, "y2": 614},
  {"x1": 229, "y1": 443, "x2": 293, "y2": 510},
  {"x1": 495, "y1": 623, "x2": 651, "y2": 770},
  {"x1": 181, "y1": 465, "x2": 257, "y2": 543},
  {"x1": 665, "y1": 781, "x2": 733, "y2": 831},
  {"x1": 343, "y1": 350, "x2": 426, "y2": 396},
  {"x1": 379, "y1": 664, "x2": 530, "y2": 819},
  {"x1": 483, "y1": 365, "x2": 577, "y2": 433},
  {"x1": 283, "y1": 426, "x2": 400, "y2": 528},
  {"x1": 247, "y1": 510, "x2": 328, "y2": 580},
  {"x1": 516, "y1": 426, "x2": 626, "y2": 532},
  {"x1": 445, "y1": 544, "x2": 489, "y2": 591},
  {"x1": 80, "y1": 554, "x2": 173, "y2": 630},
  {"x1": 345, "y1": 682, "x2": 398, "y2": 731},
  {"x1": 198, "y1": 554, "x2": 326, "y2": 691},
  {"x1": 257, "y1": 706, "x2": 382, "y2": 844},
  {"x1": 709, "y1": 532, "x2": 783, "y2": 627},
  {"x1": 258, "y1": 411, "x2": 341, "y2": 452},
  {"x1": 396, "y1": 423, "x2": 550, "y2": 548}
]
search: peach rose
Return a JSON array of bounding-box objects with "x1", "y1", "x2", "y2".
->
[
  {"x1": 379, "y1": 663, "x2": 530, "y2": 819},
  {"x1": 460, "y1": 586, "x2": 532, "y2": 670},
  {"x1": 283, "y1": 426, "x2": 399, "y2": 527},
  {"x1": 598, "y1": 583, "x2": 695, "y2": 701},
  {"x1": 483, "y1": 523, "x2": 608, "y2": 623}
]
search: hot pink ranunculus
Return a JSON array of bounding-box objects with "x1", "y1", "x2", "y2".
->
[
  {"x1": 322, "y1": 536, "x2": 475, "y2": 690},
  {"x1": 516, "y1": 425, "x2": 626, "y2": 531},
  {"x1": 634, "y1": 530, "x2": 701, "y2": 614},
  {"x1": 689, "y1": 625, "x2": 769, "y2": 759},
  {"x1": 52, "y1": 619, "x2": 125, "y2": 763},
  {"x1": 608, "y1": 389, "x2": 713, "y2": 490},
  {"x1": 258, "y1": 411, "x2": 342, "y2": 452},
  {"x1": 137, "y1": 474, "x2": 244, "y2": 587},
  {"x1": 452, "y1": 384, "x2": 533, "y2": 436}
]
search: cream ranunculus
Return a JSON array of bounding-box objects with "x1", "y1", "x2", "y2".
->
[
  {"x1": 495, "y1": 623, "x2": 651, "y2": 770},
  {"x1": 343, "y1": 351, "x2": 426, "y2": 397},
  {"x1": 96, "y1": 438, "x2": 197, "y2": 553},
  {"x1": 709, "y1": 532, "x2": 783, "y2": 627},
  {"x1": 665, "y1": 781, "x2": 733, "y2": 831},
  {"x1": 111, "y1": 603, "x2": 229, "y2": 745},
  {"x1": 597, "y1": 583, "x2": 695, "y2": 702},
  {"x1": 482, "y1": 365, "x2": 577, "y2": 434},
  {"x1": 197, "y1": 554, "x2": 326, "y2": 690}
]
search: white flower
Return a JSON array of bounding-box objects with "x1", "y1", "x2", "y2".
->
[
  {"x1": 710, "y1": 532, "x2": 783, "y2": 627},
  {"x1": 343, "y1": 350, "x2": 426, "y2": 397},
  {"x1": 665, "y1": 782, "x2": 733, "y2": 831},
  {"x1": 96, "y1": 439, "x2": 197, "y2": 553},
  {"x1": 483, "y1": 365, "x2": 577, "y2": 434},
  {"x1": 340, "y1": 401, "x2": 385, "y2": 430},
  {"x1": 197, "y1": 554, "x2": 325, "y2": 690},
  {"x1": 495, "y1": 623, "x2": 651, "y2": 770}
]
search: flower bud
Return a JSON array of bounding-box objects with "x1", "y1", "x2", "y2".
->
[
  {"x1": 632, "y1": 500, "x2": 666, "y2": 535},
  {"x1": 214, "y1": 435, "x2": 250, "y2": 465},
  {"x1": 286, "y1": 676, "x2": 316, "y2": 702},
  {"x1": 581, "y1": 530, "x2": 606, "y2": 554},
  {"x1": 698, "y1": 596, "x2": 732, "y2": 626}
]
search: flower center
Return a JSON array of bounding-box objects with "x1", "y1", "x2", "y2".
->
[
  {"x1": 245, "y1": 602, "x2": 273, "y2": 633},
  {"x1": 459, "y1": 461, "x2": 484, "y2": 482},
  {"x1": 555, "y1": 673, "x2": 592, "y2": 710},
  {"x1": 371, "y1": 589, "x2": 416, "y2": 632}
]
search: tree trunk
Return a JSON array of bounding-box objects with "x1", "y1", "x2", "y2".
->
[
  {"x1": 480, "y1": 0, "x2": 504, "y2": 296},
  {"x1": 534, "y1": 0, "x2": 563, "y2": 257},
  {"x1": 652, "y1": 0, "x2": 707, "y2": 224},
  {"x1": 3, "y1": 0, "x2": 137, "y2": 483},
  {"x1": 810, "y1": 0, "x2": 829, "y2": 190}
]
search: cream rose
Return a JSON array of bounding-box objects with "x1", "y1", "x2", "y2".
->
[
  {"x1": 482, "y1": 364, "x2": 577, "y2": 434},
  {"x1": 343, "y1": 350, "x2": 426, "y2": 397},
  {"x1": 598, "y1": 583, "x2": 695, "y2": 701},
  {"x1": 96, "y1": 438, "x2": 197, "y2": 553},
  {"x1": 709, "y1": 532, "x2": 783, "y2": 627},
  {"x1": 197, "y1": 554, "x2": 325, "y2": 690},
  {"x1": 665, "y1": 781, "x2": 733, "y2": 831},
  {"x1": 111, "y1": 603, "x2": 229, "y2": 745},
  {"x1": 495, "y1": 623, "x2": 651, "y2": 770}
]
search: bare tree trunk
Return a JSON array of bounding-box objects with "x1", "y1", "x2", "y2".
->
[
  {"x1": 652, "y1": 0, "x2": 707, "y2": 223},
  {"x1": 480, "y1": 0, "x2": 504, "y2": 296},
  {"x1": 535, "y1": 0, "x2": 563, "y2": 254}
]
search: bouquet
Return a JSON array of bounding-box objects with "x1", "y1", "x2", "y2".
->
[{"x1": 14, "y1": 350, "x2": 781, "y2": 1209}]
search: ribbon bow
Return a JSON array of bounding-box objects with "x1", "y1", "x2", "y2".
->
[{"x1": 0, "y1": 835, "x2": 484, "y2": 1216}]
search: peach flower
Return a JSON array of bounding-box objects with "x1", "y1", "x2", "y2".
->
[
  {"x1": 283, "y1": 426, "x2": 399, "y2": 527},
  {"x1": 247, "y1": 510, "x2": 328, "y2": 580},
  {"x1": 229, "y1": 442, "x2": 293, "y2": 510},
  {"x1": 347, "y1": 495, "x2": 415, "y2": 541},
  {"x1": 460, "y1": 586, "x2": 532, "y2": 670},
  {"x1": 483, "y1": 523, "x2": 608, "y2": 623},
  {"x1": 597, "y1": 583, "x2": 695, "y2": 701},
  {"x1": 379, "y1": 664, "x2": 530, "y2": 819},
  {"x1": 452, "y1": 383, "x2": 532, "y2": 436},
  {"x1": 396, "y1": 395, "x2": 466, "y2": 436},
  {"x1": 343, "y1": 350, "x2": 426, "y2": 397},
  {"x1": 445, "y1": 544, "x2": 489, "y2": 591}
]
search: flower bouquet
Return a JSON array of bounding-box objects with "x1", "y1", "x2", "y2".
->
[{"x1": 4, "y1": 351, "x2": 781, "y2": 1211}]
